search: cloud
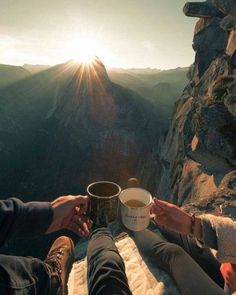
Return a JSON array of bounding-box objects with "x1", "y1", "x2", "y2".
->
[
  {"x1": 0, "y1": 33, "x2": 56, "y2": 65},
  {"x1": 140, "y1": 41, "x2": 155, "y2": 52},
  {"x1": 0, "y1": 33, "x2": 15, "y2": 50}
]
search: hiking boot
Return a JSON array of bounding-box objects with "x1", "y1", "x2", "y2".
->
[{"x1": 44, "y1": 236, "x2": 75, "y2": 295}]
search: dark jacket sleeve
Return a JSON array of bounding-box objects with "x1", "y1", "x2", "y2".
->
[{"x1": 0, "y1": 198, "x2": 53, "y2": 247}]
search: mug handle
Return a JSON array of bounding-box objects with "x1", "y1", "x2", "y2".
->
[
  {"x1": 127, "y1": 178, "x2": 140, "y2": 188},
  {"x1": 150, "y1": 200, "x2": 156, "y2": 219},
  {"x1": 150, "y1": 198, "x2": 157, "y2": 219}
]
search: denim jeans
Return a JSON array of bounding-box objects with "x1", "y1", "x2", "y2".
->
[
  {"x1": 87, "y1": 228, "x2": 132, "y2": 295},
  {"x1": 133, "y1": 228, "x2": 225, "y2": 295},
  {"x1": 0, "y1": 254, "x2": 51, "y2": 295}
]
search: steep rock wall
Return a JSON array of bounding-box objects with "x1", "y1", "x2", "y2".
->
[{"x1": 158, "y1": 0, "x2": 236, "y2": 212}]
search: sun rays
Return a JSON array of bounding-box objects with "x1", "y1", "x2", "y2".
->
[
  {"x1": 62, "y1": 37, "x2": 112, "y2": 66},
  {"x1": 55, "y1": 55, "x2": 117, "y2": 126}
]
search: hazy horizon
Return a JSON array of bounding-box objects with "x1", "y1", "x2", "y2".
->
[
  {"x1": 1, "y1": 60, "x2": 190, "y2": 71},
  {"x1": 1, "y1": 0, "x2": 202, "y2": 69}
]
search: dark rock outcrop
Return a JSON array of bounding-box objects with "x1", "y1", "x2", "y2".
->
[
  {"x1": 183, "y1": 1, "x2": 223, "y2": 18},
  {"x1": 213, "y1": 0, "x2": 236, "y2": 17},
  {"x1": 220, "y1": 15, "x2": 236, "y2": 31},
  {"x1": 193, "y1": 17, "x2": 228, "y2": 77}
]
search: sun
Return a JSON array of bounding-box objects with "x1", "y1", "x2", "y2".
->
[{"x1": 64, "y1": 38, "x2": 106, "y2": 64}]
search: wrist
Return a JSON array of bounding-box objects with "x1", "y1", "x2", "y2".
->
[
  {"x1": 185, "y1": 213, "x2": 192, "y2": 235},
  {"x1": 188, "y1": 214, "x2": 202, "y2": 239},
  {"x1": 194, "y1": 217, "x2": 202, "y2": 240}
]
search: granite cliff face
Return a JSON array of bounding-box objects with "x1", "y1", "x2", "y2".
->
[{"x1": 158, "y1": 0, "x2": 236, "y2": 216}]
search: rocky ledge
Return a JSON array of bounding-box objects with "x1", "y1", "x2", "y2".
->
[{"x1": 157, "y1": 0, "x2": 236, "y2": 218}]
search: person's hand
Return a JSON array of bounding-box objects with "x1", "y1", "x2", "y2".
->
[
  {"x1": 220, "y1": 263, "x2": 236, "y2": 292},
  {"x1": 151, "y1": 198, "x2": 192, "y2": 235},
  {"x1": 46, "y1": 195, "x2": 92, "y2": 237}
]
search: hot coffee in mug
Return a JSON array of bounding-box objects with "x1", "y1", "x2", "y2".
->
[{"x1": 119, "y1": 188, "x2": 152, "y2": 231}]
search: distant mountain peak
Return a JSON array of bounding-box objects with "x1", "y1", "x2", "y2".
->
[
  {"x1": 50, "y1": 57, "x2": 114, "y2": 126},
  {"x1": 67, "y1": 56, "x2": 110, "y2": 83}
]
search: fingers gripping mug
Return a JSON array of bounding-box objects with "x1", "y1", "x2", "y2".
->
[{"x1": 119, "y1": 187, "x2": 153, "y2": 231}]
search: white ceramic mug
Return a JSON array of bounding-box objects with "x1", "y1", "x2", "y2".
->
[{"x1": 119, "y1": 187, "x2": 152, "y2": 231}]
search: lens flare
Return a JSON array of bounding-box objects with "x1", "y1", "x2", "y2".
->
[{"x1": 64, "y1": 38, "x2": 106, "y2": 64}]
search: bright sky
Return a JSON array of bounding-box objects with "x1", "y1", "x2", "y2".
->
[{"x1": 0, "y1": 0, "x2": 201, "y2": 69}]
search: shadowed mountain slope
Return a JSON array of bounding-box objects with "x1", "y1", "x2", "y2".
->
[
  {"x1": 0, "y1": 64, "x2": 30, "y2": 88},
  {"x1": 0, "y1": 58, "x2": 160, "y2": 201}
]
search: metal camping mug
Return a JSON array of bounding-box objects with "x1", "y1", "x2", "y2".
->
[{"x1": 87, "y1": 181, "x2": 121, "y2": 224}]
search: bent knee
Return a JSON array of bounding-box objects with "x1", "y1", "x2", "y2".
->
[
  {"x1": 152, "y1": 243, "x2": 186, "y2": 271},
  {"x1": 163, "y1": 244, "x2": 186, "y2": 257}
]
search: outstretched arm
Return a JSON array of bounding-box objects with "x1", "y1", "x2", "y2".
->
[
  {"x1": 151, "y1": 198, "x2": 203, "y2": 239},
  {"x1": 151, "y1": 198, "x2": 236, "y2": 263},
  {"x1": 0, "y1": 195, "x2": 91, "y2": 247},
  {"x1": 46, "y1": 195, "x2": 92, "y2": 237},
  {"x1": 152, "y1": 198, "x2": 236, "y2": 292},
  {"x1": 0, "y1": 198, "x2": 53, "y2": 247}
]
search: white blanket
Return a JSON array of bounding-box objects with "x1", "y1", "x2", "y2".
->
[{"x1": 68, "y1": 235, "x2": 179, "y2": 295}]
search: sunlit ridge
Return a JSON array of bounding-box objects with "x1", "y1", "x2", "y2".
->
[{"x1": 72, "y1": 53, "x2": 96, "y2": 65}]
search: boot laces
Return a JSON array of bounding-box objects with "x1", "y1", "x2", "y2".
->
[{"x1": 46, "y1": 247, "x2": 65, "y2": 275}]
